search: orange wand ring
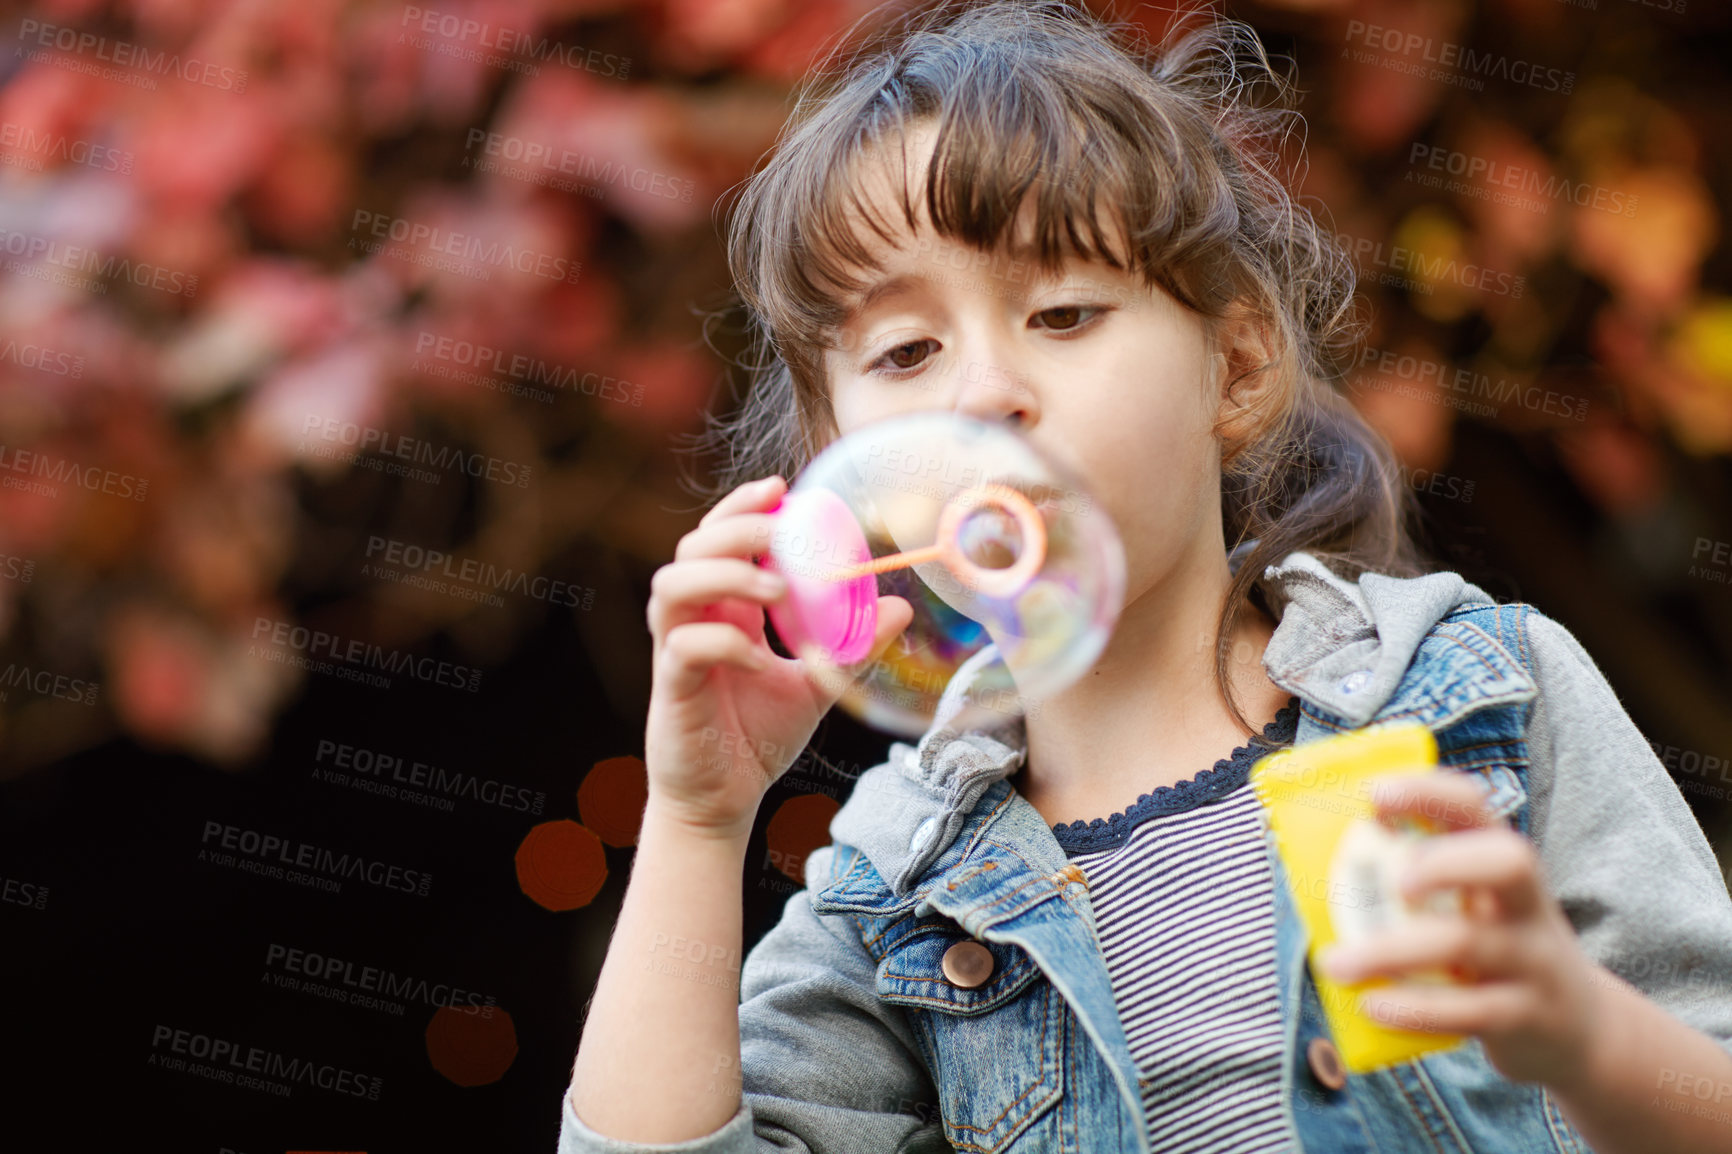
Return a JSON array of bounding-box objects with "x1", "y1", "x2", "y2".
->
[{"x1": 828, "y1": 482, "x2": 1048, "y2": 600}]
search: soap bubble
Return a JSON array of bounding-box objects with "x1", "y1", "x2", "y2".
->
[{"x1": 761, "y1": 412, "x2": 1125, "y2": 738}]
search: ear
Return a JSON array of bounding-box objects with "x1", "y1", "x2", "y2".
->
[{"x1": 1209, "y1": 301, "x2": 1283, "y2": 467}]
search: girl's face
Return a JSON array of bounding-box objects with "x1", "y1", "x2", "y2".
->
[{"x1": 821, "y1": 125, "x2": 1233, "y2": 609}]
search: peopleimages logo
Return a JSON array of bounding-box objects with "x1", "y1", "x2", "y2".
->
[
  {"x1": 364, "y1": 535, "x2": 595, "y2": 610},
  {"x1": 1, "y1": 872, "x2": 48, "y2": 910},
  {"x1": 1342, "y1": 20, "x2": 1575, "y2": 94},
  {"x1": 349, "y1": 210, "x2": 582, "y2": 284},
  {"x1": 298, "y1": 414, "x2": 533, "y2": 487},
  {"x1": 0, "y1": 120, "x2": 132, "y2": 174},
  {"x1": 312, "y1": 737, "x2": 547, "y2": 815},
  {"x1": 148, "y1": 1024, "x2": 380, "y2": 1100},
  {"x1": 412, "y1": 331, "x2": 643, "y2": 406},
  {"x1": 249, "y1": 616, "x2": 484, "y2": 693},
  {"x1": 0, "y1": 662, "x2": 100, "y2": 706},
  {"x1": 16, "y1": 21, "x2": 249, "y2": 92},
  {"x1": 399, "y1": 6, "x2": 630, "y2": 79},
  {"x1": 0, "y1": 443, "x2": 149, "y2": 501},
  {"x1": 0, "y1": 225, "x2": 198, "y2": 296},
  {"x1": 0, "y1": 552, "x2": 36, "y2": 583},
  {"x1": 199, "y1": 820, "x2": 433, "y2": 897},
  {"x1": 463, "y1": 129, "x2": 695, "y2": 202},
  {"x1": 0, "y1": 337, "x2": 84, "y2": 377},
  {"x1": 1336, "y1": 233, "x2": 1527, "y2": 299},
  {"x1": 1350, "y1": 346, "x2": 1588, "y2": 421},
  {"x1": 264, "y1": 942, "x2": 498, "y2": 1018},
  {"x1": 1407, "y1": 145, "x2": 1638, "y2": 218}
]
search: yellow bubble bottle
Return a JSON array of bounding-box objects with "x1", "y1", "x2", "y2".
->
[{"x1": 1249, "y1": 720, "x2": 1468, "y2": 1074}]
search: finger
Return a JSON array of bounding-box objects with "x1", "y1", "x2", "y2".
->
[
  {"x1": 867, "y1": 595, "x2": 915, "y2": 657},
  {"x1": 1358, "y1": 980, "x2": 1533, "y2": 1037},
  {"x1": 1317, "y1": 913, "x2": 1518, "y2": 984},
  {"x1": 698, "y1": 476, "x2": 786, "y2": 529},
  {"x1": 1398, "y1": 829, "x2": 1546, "y2": 921},
  {"x1": 796, "y1": 595, "x2": 915, "y2": 706},
  {"x1": 1367, "y1": 772, "x2": 1496, "y2": 833},
  {"x1": 648, "y1": 559, "x2": 786, "y2": 644},
  {"x1": 674, "y1": 513, "x2": 782, "y2": 564},
  {"x1": 659, "y1": 621, "x2": 768, "y2": 700}
]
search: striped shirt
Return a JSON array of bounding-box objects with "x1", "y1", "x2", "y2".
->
[{"x1": 1047, "y1": 697, "x2": 1300, "y2": 1152}]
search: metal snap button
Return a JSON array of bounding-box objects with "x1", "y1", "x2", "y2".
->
[
  {"x1": 909, "y1": 816, "x2": 938, "y2": 854},
  {"x1": 1307, "y1": 1036, "x2": 1347, "y2": 1091},
  {"x1": 1337, "y1": 669, "x2": 1370, "y2": 695},
  {"x1": 1049, "y1": 863, "x2": 1088, "y2": 889},
  {"x1": 940, "y1": 941, "x2": 996, "y2": 990}
]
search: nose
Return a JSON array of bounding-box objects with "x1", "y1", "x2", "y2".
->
[{"x1": 952, "y1": 354, "x2": 1038, "y2": 430}]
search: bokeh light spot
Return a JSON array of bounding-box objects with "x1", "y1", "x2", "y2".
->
[
  {"x1": 515, "y1": 820, "x2": 607, "y2": 911},
  {"x1": 577, "y1": 756, "x2": 649, "y2": 847},
  {"x1": 426, "y1": 1004, "x2": 518, "y2": 1087},
  {"x1": 764, "y1": 793, "x2": 840, "y2": 883},
  {"x1": 1675, "y1": 298, "x2": 1732, "y2": 388}
]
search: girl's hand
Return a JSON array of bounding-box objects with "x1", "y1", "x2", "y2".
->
[
  {"x1": 1314, "y1": 773, "x2": 1607, "y2": 1090},
  {"x1": 643, "y1": 475, "x2": 914, "y2": 842}
]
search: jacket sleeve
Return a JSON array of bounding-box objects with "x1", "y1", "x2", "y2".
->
[
  {"x1": 1521, "y1": 608, "x2": 1732, "y2": 1062},
  {"x1": 557, "y1": 842, "x2": 950, "y2": 1154}
]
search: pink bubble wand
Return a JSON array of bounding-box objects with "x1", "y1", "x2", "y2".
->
[{"x1": 763, "y1": 483, "x2": 1047, "y2": 665}]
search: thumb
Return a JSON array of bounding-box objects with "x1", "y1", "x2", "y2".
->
[
  {"x1": 864, "y1": 595, "x2": 915, "y2": 665},
  {"x1": 799, "y1": 595, "x2": 916, "y2": 709}
]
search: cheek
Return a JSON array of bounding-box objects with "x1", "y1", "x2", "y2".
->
[
  {"x1": 1091, "y1": 362, "x2": 1216, "y2": 474},
  {"x1": 826, "y1": 363, "x2": 893, "y2": 430},
  {"x1": 825, "y1": 376, "x2": 873, "y2": 436},
  {"x1": 827, "y1": 390, "x2": 859, "y2": 435},
  {"x1": 1081, "y1": 374, "x2": 1221, "y2": 566}
]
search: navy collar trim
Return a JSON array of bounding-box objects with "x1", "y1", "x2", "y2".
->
[{"x1": 1037, "y1": 695, "x2": 1301, "y2": 856}]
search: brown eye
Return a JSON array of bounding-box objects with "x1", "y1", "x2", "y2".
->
[
  {"x1": 879, "y1": 340, "x2": 935, "y2": 372},
  {"x1": 1032, "y1": 303, "x2": 1101, "y2": 330}
]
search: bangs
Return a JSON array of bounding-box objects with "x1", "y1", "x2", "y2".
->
[{"x1": 737, "y1": 22, "x2": 1243, "y2": 353}]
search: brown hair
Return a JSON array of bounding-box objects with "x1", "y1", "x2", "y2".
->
[{"x1": 687, "y1": 0, "x2": 1431, "y2": 737}]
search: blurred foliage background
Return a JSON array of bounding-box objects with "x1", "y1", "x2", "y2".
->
[{"x1": 1, "y1": 0, "x2": 1730, "y2": 1148}]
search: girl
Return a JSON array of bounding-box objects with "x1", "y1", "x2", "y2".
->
[{"x1": 562, "y1": 2, "x2": 1732, "y2": 1151}]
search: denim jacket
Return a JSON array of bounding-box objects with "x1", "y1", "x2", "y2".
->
[{"x1": 559, "y1": 551, "x2": 1732, "y2": 1153}]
